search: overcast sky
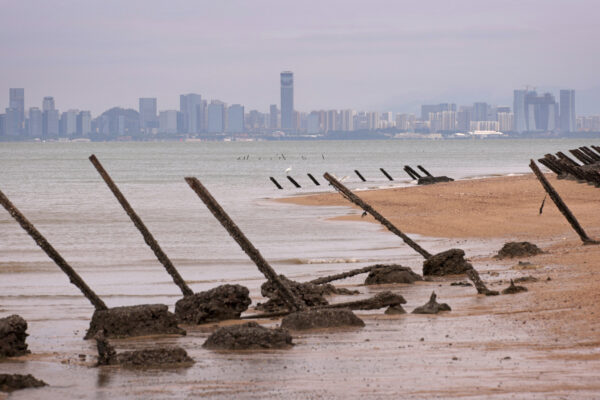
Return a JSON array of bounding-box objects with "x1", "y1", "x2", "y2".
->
[{"x1": 1, "y1": 0, "x2": 599, "y2": 115}]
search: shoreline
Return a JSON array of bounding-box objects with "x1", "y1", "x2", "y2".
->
[
  {"x1": 277, "y1": 173, "x2": 600, "y2": 345},
  {"x1": 277, "y1": 173, "x2": 600, "y2": 241}
]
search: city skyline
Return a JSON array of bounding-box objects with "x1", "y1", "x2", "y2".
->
[
  {"x1": 1, "y1": 0, "x2": 599, "y2": 115},
  {"x1": 3, "y1": 78, "x2": 594, "y2": 139}
]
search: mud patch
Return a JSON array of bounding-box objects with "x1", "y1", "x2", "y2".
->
[
  {"x1": 450, "y1": 281, "x2": 472, "y2": 287},
  {"x1": 502, "y1": 280, "x2": 528, "y2": 295},
  {"x1": 175, "y1": 284, "x2": 251, "y2": 324},
  {"x1": 257, "y1": 275, "x2": 358, "y2": 312},
  {"x1": 417, "y1": 176, "x2": 454, "y2": 185},
  {"x1": 0, "y1": 315, "x2": 29, "y2": 358},
  {"x1": 422, "y1": 249, "x2": 472, "y2": 276},
  {"x1": 412, "y1": 292, "x2": 451, "y2": 314},
  {"x1": 203, "y1": 322, "x2": 293, "y2": 350},
  {"x1": 495, "y1": 242, "x2": 544, "y2": 259},
  {"x1": 364, "y1": 265, "x2": 422, "y2": 285},
  {"x1": 85, "y1": 304, "x2": 185, "y2": 339},
  {"x1": 514, "y1": 276, "x2": 538, "y2": 283},
  {"x1": 95, "y1": 331, "x2": 193, "y2": 367},
  {"x1": 281, "y1": 309, "x2": 365, "y2": 330},
  {"x1": 0, "y1": 374, "x2": 47, "y2": 392}
]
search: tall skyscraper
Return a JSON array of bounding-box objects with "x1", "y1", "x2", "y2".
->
[
  {"x1": 159, "y1": 110, "x2": 178, "y2": 134},
  {"x1": 269, "y1": 104, "x2": 279, "y2": 129},
  {"x1": 559, "y1": 89, "x2": 576, "y2": 133},
  {"x1": 42, "y1": 96, "x2": 59, "y2": 138},
  {"x1": 28, "y1": 107, "x2": 43, "y2": 137},
  {"x1": 42, "y1": 96, "x2": 55, "y2": 112},
  {"x1": 226, "y1": 104, "x2": 244, "y2": 133},
  {"x1": 9, "y1": 88, "x2": 24, "y2": 135},
  {"x1": 513, "y1": 90, "x2": 527, "y2": 133},
  {"x1": 280, "y1": 71, "x2": 294, "y2": 132},
  {"x1": 207, "y1": 100, "x2": 226, "y2": 133},
  {"x1": 472, "y1": 102, "x2": 488, "y2": 122},
  {"x1": 139, "y1": 98, "x2": 158, "y2": 134},
  {"x1": 179, "y1": 93, "x2": 203, "y2": 133},
  {"x1": 60, "y1": 109, "x2": 78, "y2": 136},
  {"x1": 77, "y1": 111, "x2": 91, "y2": 136}
]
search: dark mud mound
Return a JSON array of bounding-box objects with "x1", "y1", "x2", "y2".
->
[
  {"x1": 384, "y1": 305, "x2": 406, "y2": 314},
  {"x1": 95, "y1": 331, "x2": 193, "y2": 367},
  {"x1": 0, "y1": 315, "x2": 29, "y2": 358},
  {"x1": 364, "y1": 265, "x2": 422, "y2": 285},
  {"x1": 502, "y1": 280, "x2": 528, "y2": 295},
  {"x1": 412, "y1": 292, "x2": 451, "y2": 314},
  {"x1": 281, "y1": 309, "x2": 365, "y2": 330},
  {"x1": 175, "y1": 284, "x2": 251, "y2": 324},
  {"x1": 0, "y1": 374, "x2": 47, "y2": 392},
  {"x1": 495, "y1": 242, "x2": 544, "y2": 259},
  {"x1": 257, "y1": 275, "x2": 358, "y2": 312},
  {"x1": 85, "y1": 304, "x2": 185, "y2": 339},
  {"x1": 422, "y1": 249, "x2": 472, "y2": 276},
  {"x1": 450, "y1": 281, "x2": 472, "y2": 287},
  {"x1": 418, "y1": 176, "x2": 454, "y2": 185},
  {"x1": 514, "y1": 275, "x2": 538, "y2": 283},
  {"x1": 203, "y1": 322, "x2": 293, "y2": 350},
  {"x1": 326, "y1": 291, "x2": 406, "y2": 310}
]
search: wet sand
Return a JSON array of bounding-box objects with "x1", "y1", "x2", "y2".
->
[{"x1": 3, "y1": 173, "x2": 600, "y2": 399}]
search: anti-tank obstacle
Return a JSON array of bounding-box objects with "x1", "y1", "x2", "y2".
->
[
  {"x1": 0, "y1": 188, "x2": 184, "y2": 339},
  {"x1": 185, "y1": 177, "x2": 387, "y2": 327},
  {"x1": 322, "y1": 173, "x2": 497, "y2": 295},
  {"x1": 89, "y1": 155, "x2": 251, "y2": 324},
  {"x1": 529, "y1": 160, "x2": 598, "y2": 245},
  {"x1": 184, "y1": 177, "x2": 304, "y2": 312}
]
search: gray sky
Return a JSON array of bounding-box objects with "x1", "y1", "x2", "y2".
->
[{"x1": 1, "y1": 0, "x2": 599, "y2": 115}]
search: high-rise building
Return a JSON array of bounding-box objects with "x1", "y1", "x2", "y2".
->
[
  {"x1": 28, "y1": 107, "x2": 43, "y2": 137},
  {"x1": 340, "y1": 109, "x2": 354, "y2": 131},
  {"x1": 77, "y1": 111, "x2": 91, "y2": 136},
  {"x1": 9, "y1": 88, "x2": 24, "y2": 135},
  {"x1": 60, "y1": 110, "x2": 78, "y2": 136},
  {"x1": 226, "y1": 104, "x2": 244, "y2": 133},
  {"x1": 179, "y1": 93, "x2": 203, "y2": 133},
  {"x1": 525, "y1": 92, "x2": 559, "y2": 132},
  {"x1": 472, "y1": 102, "x2": 488, "y2": 122},
  {"x1": 307, "y1": 112, "x2": 320, "y2": 134},
  {"x1": 421, "y1": 103, "x2": 456, "y2": 121},
  {"x1": 41, "y1": 97, "x2": 59, "y2": 138},
  {"x1": 207, "y1": 100, "x2": 226, "y2": 133},
  {"x1": 513, "y1": 90, "x2": 527, "y2": 133},
  {"x1": 139, "y1": 98, "x2": 158, "y2": 134},
  {"x1": 326, "y1": 110, "x2": 338, "y2": 132},
  {"x1": 269, "y1": 104, "x2": 279, "y2": 129},
  {"x1": 280, "y1": 71, "x2": 294, "y2": 132},
  {"x1": 159, "y1": 110, "x2": 178, "y2": 134},
  {"x1": 497, "y1": 112, "x2": 514, "y2": 132},
  {"x1": 559, "y1": 89, "x2": 576, "y2": 133},
  {"x1": 42, "y1": 96, "x2": 55, "y2": 112}
]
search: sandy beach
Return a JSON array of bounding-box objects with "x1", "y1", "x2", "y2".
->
[{"x1": 277, "y1": 173, "x2": 600, "y2": 396}]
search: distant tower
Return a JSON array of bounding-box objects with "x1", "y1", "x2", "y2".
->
[
  {"x1": 280, "y1": 71, "x2": 294, "y2": 132},
  {"x1": 139, "y1": 98, "x2": 157, "y2": 134},
  {"x1": 513, "y1": 90, "x2": 527, "y2": 133},
  {"x1": 9, "y1": 88, "x2": 25, "y2": 135},
  {"x1": 179, "y1": 93, "x2": 203, "y2": 133},
  {"x1": 559, "y1": 90, "x2": 576, "y2": 133}
]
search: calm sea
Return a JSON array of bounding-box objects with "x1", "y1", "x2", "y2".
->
[{"x1": 0, "y1": 138, "x2": 594, "y2": 398}]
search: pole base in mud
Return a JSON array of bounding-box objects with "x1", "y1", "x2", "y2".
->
[
  {"x1": 281, "y1": 309, "x2": 365, "y2": 330},
  {"x1": 85, "y1": 304, "x2": 185, "y2": 339}
]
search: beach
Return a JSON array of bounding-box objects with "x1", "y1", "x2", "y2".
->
[{"x1": 2, "y1": 141, "x2": 600, "y2": 398}]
